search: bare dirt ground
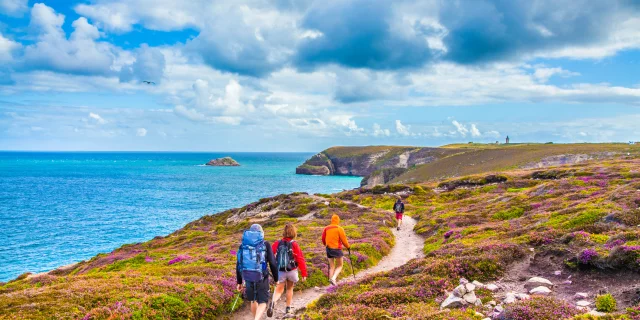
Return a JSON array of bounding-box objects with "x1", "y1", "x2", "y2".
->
[{"x1": 233, "y1": 215, "x2": 424, "y2": 320}]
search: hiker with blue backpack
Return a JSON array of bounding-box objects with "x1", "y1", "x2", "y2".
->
[
  {"x1": 267, "y1": 223, "x2": 308, "y2": 317},
  {"x1": 236, "y1": 224, "x2": 279, "y2": 320}
]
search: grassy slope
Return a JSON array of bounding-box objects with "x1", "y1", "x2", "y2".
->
[
  {"x1": 393, "y1": 143, "x2": 640, "y2": 183},
  {"x1": 0, "y1": 194, "x2": 395, "y2": 319},
  {"x1": 301, "y1": 158, "x2": 640, "y2": 319}
]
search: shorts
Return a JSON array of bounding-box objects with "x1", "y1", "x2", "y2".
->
[
  {"x1": 277, "y1": 270, "x2": 300, "y2": 283},
  {"x1": 245, "y1": 277, "x2": 270, "y2": 304},
  {"x1": 326, "y1": 247, "x2": 344, "y2": 259},
  {"x1": 395, "y1": 212, "x2": 403, "y2": 220}
]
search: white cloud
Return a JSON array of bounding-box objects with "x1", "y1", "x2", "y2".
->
[
  {"x1": 395, "y1": 120, "x2": 411, "y2": 136},
  {"x1": 0, "y1": 32, "x2": 21, "y2": 62},
  {"x1": 0, "y1": 0, "x2": 28, "y2": 17},
  {"x1": 136, "y1": 128, "x2": 147, "y2": 136},
  {"x1": 120, "y1": 44, "x2": 166, "y2": 84},
  {"x1": 470, "y1": 124, "x2": 481, "y2": 137},
  {"x1": 88, "y1": 112, "x2": 106, "y2": 124},
  {"x1": 452, "y1": 120, "x2": 469, "y2": 137},
  {"x1": 372, "y1": 123, "x2": 391, "y2": 137},
  {"x1": 22, "y1": 4, "x2": 119, "y2": 76}
]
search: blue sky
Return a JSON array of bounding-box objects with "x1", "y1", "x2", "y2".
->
[{"x1": 1, "y1": 0, "x2": 640, "y2": 151}]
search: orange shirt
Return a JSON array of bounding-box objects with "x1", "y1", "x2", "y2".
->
[{"x1": 322, "y1": 214, "x2": 350, "y2": 249}]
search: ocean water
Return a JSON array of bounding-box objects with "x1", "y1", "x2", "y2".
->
[{"x1": 0, "y1": 152, "x2": 361, "y2": 282}]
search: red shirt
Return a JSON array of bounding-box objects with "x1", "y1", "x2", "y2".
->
[{"x1": 272, "y1": 237, "x2": 308, "y2": 277}]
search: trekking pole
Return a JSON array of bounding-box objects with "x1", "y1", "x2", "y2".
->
[
  {"x1": 347, "y1": 248, "x2": 356, "y2": 281},
  {"x1": 230, "y1": 292, "x2": 241, "y2": 313}
]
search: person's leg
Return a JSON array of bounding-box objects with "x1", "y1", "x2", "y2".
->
[
  {"x1": 328, "y1": 257, "x2": 335, "y2": 280},
  {"x1": 332, "y1": 257, "x2": 343, "y2": 281},
  {"x1": 272, "y1": 282, "x2": 285, "y2": 304},
  {"x1": 254, "y1": 303, "x2": 267, "y2": 320},
  {"x1": 285, "y1": 280, "x2": 294, "y2": 307},
  {"x1": 251, "y1": 301, "x2": 257, "y2": 317}
]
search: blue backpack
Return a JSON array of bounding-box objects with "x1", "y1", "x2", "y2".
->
[{"x1": 237, "y1": 230, "x2": 268, "y2": 282}]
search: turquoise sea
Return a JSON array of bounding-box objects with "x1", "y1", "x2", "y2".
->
[{"x1": 0, "y1": 152, "x2": 361, "y2": 282}]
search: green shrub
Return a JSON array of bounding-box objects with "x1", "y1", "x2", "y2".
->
[
  {"x1": 595, "y1": 294, "x2": 617, "y2": 312},
  {"x1": 493, "y1": 207, "x2": 525, "y2": 220}
]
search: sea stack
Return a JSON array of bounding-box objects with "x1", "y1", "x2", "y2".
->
[{"x1": 205, "y1": 157, "x2": 240, "y2": 166}]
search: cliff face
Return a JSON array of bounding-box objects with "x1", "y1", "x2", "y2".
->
[
  {"x1": 297, "y1": 144, "x2": 639, "y2": 187},
  {"x1": 296, "y1": 146, "x2": 460, "y2": 187}
]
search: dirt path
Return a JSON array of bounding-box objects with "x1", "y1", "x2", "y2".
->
[{"x1": 233, "y1": 215, "x2": 424, "y2": 320}]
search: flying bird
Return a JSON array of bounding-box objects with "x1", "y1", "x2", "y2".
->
[{"x1": 142, "y1": 80, "x2": 156, "y2": 85}]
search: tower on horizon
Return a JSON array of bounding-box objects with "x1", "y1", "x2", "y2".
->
[{"x1": 506, "y1": 136, "x2": 510, "y2": 144}]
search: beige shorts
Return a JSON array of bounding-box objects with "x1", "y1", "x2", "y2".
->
[{"x1": 277, "y1": 270, "x2": 299, "y2": 283}]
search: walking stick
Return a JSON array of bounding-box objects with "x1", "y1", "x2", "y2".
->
[
  {"x1": 347, "y1": 248, "x2": 356, "y2": 280},
  {"x1": 230, "y1": 291, "x2": 241, "y2": 312}
]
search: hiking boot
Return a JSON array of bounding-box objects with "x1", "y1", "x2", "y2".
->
[
  {"x1": 329, "y1": 278, "x2": 337, "y2": 286},
  {"x1": 267, "y1": 300, "x2": 274, "y2": 317},
  {"x1": 285, "y1": 306, "x2": 294, "y2": 315},
  {"x1": 397, "y1": 226, "x2": 400, "y2": 231}
]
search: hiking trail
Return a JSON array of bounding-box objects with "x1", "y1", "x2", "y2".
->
[{"x1": 233, "y1": 211, "x2": 424, "y2": 320}]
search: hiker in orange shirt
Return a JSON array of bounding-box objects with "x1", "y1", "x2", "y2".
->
[{"x1": 321, "y1": 214, "x2": 350, "y2": 285}]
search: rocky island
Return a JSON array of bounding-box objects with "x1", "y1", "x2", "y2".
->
[{"x1": 205, "y1": 157, "x2": 240, "y2": 166}]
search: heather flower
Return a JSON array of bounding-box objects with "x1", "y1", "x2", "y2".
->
[
  {"x1": 605, "y1": 239, "x2": 626, "y2": 249},
  {"x1": 579, "y1": 248, "x2": 598, "y2": 264},
  {"x1": 144, "y1": 256, "x2": 153, "y2": 263},
  {"x1": 168, "y1": 255, "x2": 191, "y2": 265},
  {"x1": 444, "y1": 230, "x2": 454, "y2": 239}
]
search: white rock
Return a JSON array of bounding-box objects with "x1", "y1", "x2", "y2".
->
[
  {"x1": 465, "y1": 283, "x2": 477, "y2": 292},
  {"x1": 525, "y1": 277, "x2": 554, "y2": 289},
  {"x1": 494, "y1": 305, "x2": 504, "y2": 313},
  {"x1": 488, "y1": 300, "x2": 497, "y2": 306},
  {"x1": 553, "y1": 270, "x2": 562, "y2": 276},
  {"x1": 515, "y1": 293, "x2": 531, "y2": 300},
  {"x1": 463, "y1": 291, "x2": 478, "y2": 304},
  {"x1": 453, "y1": 284, "x2": 467, "y2": 297},
  {"x1": 460, "y1": 278, "x2": 469, "y2": 285},
  {"x1": 472, "y1": 280, "x2": 485, "y2": 288},
  {"x1": 588, "y1": 310, "x2": 607, "y2": 317},
  {"x1": 483, "y1": 318, "x2": 491, "y2": 320},
  {"x1": 475, "y1": 299, "x2": 483, "y2": 307},
  {"x1": 574, "y1": 292, "x2": 589, "y2": 300},
  {"x1": 441, "y1": 295, "x2": 466, "y2": 309},
  {"x1": 474, "y1": 312, "x2": 484, "y2": 317},
  {"x1": 485, "y1": 284, "x2": 499, "y2": 292},
  {"x1": 576, "y1": 300, "x2": 591, "y2": 307},
  {"x1": 529, "y1": 286, "x2": 552, "y2": 295},
  {"x1": 504, "y1": 292, "x2": 517, "y2": 304}
]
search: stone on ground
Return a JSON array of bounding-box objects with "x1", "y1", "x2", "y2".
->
[
  {"x1": 574, "y1": 292, "x2": 589, "y2": 300},
  {"x1": 441, "y1": 296, "x2": 466, "y2": 309},
  {"x1": 485, "y1": 284, "x2": 499, "y2": 291},
  {"x1": 529, "y1": 286, "x2": 552, "y2": 295},
  {"x1": 463, "y1": 291, "x2": 478, "y2": 304},
  {"x1": 525, "y1": 277, "x2": 553, "y2": 289}
]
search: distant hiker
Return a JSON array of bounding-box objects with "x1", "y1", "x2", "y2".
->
[
  {"x1": 322, "y1": 214, "x2": 350, "y2": 286},
  {"x1": 268, "y1": 223, "x2": 308, "y2": 317},
  {"x1": 394, "y1": 198, "x2": 405, "y2": 231},
  {"x1": 236, "y1": 224, "x2": 279, "y2": 320}
]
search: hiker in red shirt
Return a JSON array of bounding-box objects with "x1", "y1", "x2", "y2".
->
[{"x1": 267, "y1": 223, "x2": 307, "y2": 317}]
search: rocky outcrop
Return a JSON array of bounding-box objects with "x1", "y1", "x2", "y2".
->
[
  {"x1": 205, "y1": 157, "x2": 240, "y2": 166},
  {"x1": 521, "y1": 152, "x2": 618, "y2": 169},
  {"x1": 296, "y1": 146, "x2": 456, "y2": 187}
]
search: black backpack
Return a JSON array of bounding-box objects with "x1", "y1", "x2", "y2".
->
[
  {"x1": 394, "y1": 201, "x2": 404, "y2": 213},
  {"x1": 276, "y1": 240, "x2": 298, "y2": 272}
]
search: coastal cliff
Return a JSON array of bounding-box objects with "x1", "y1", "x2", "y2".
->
[
  {"x1": 296, "y1": 146, "x2": 461, "y2": 187},
  {"x1": 297, "y1": 144, "x2": 639, "y2": 187}
]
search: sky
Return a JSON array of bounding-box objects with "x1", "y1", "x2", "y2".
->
[{"x1": 1, "y1": 0, "x2": 640, "y2": 152}]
